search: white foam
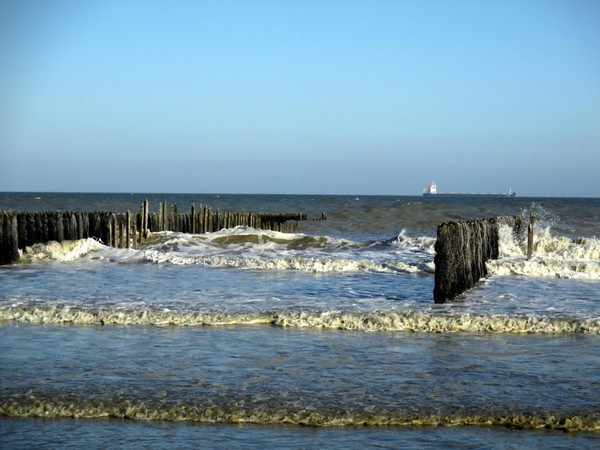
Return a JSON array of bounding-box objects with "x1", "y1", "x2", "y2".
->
[
  {"x1": 394, "y1": 229, "x2": 436, "y2": 254},
  {"x1": 142, "y1": 250, "x2": 422, "y2": 274},
  {"x1": 21, "y1": 239, "x2": 105, "y2": 263},
  {"x1": 197, "y1": 226, "x2": 358, "y2": 251},
  {"x1": 492, "y1": 224, "x2": 600, "y2": 280},
  {"x1": 2, "y1": 307, "x2": 597, "y2": 334},
  {"x1": 487, "y1": 258, "x2": 600, "y2": 280},
  {"x1": 534, "y1": 232, "x2": 600, "y2": 260},
  {"x1": 136, "y1": 228, "x2": 428, "y2": 273},
  {"x1": 272, "y1": 311, "x2": 600, "y2": 334}
]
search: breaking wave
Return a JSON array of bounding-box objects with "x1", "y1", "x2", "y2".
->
[
  {"x1": 202, "y1": 227, "x2": 357, "y2": 250},
  {"x1": 142, "y1": 250, "x2": 424, "y2": 273},
  {"x1": 13, "y1": 230, "x2": 431, "y2": 274},
  {"x1": 1, "y1": 307, "x2": 598, "y2": 334},
  {"x1": 19, "y1": 238, "x2": 106, "y2": 263},
  {"x1": 10, "y1": 225, "x2": 599, "y2": 279},
  {"x1": 490, "y1": 224, "x2": 600, "y2": 280},
  {"x1": 1, "y1": 396, "x2": 598, "y2": 431}
]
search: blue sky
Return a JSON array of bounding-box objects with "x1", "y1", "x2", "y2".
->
[{"x1": 1, "y1": 0, "x2": 599, "y2": 196}]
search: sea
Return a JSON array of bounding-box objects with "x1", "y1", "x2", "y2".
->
[{"x1": 1, "y1": 192, "x2": 599, "y2": 449}]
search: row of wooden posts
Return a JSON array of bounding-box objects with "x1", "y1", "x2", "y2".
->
[
  {"x1": 138, "y1": 200, "x2": 307, "y2": 236},
  {"x1": 0, "y1": 201, "x2": 308, "y2": 265}
]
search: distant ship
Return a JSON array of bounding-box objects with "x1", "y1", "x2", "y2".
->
[{"x1": 422, "y1": 182, "x2": 516, "y2": 197}]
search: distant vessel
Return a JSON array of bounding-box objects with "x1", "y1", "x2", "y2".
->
[{"x1": 422, "y1": 182, "x2": 516, "y2": 197}]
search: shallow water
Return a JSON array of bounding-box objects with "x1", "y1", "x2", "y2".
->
[{"x1": 1, "y1": 193, "x2": 599, "y2": 447}]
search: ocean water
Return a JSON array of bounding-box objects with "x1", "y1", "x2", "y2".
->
[{"x1": 1, "y1": 193, "x2": 599, "y2": 448}]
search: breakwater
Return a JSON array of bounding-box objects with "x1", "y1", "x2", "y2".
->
[
  {"x1": 0, "y1": 201, "x2": 307, "y2": 265},
  {"x1": 434, "y1": 216, "x2": 522, "y2": 303}
]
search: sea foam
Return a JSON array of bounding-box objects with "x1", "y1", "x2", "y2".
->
[
  {"x1": 20, "y1": 239, "x2": 105, "y2": 263},
  {"x1": 2, "y1": 307, "x2": 598, "y2": 334},
  {"x1": 490, "y1": 224, "x2": 600, "y2": 280},
  {"x1": 1, "y1": 395, "x2": 598, "y2": 431}
]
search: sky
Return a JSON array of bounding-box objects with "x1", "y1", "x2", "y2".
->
[{"x1": 1, "y1": 0, "x2": 599, "y2": 197}]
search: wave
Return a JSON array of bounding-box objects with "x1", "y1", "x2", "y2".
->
[
  {"x1": 203, "y1": 226, "x2": 358, "y2": 250},
  {"x1": 142, "y1": 250, "x2": 425, "y2": 273},
  {"x1": 2, "y1": 307, "x2": 598, "y2": 334},
  {"x1": 393, "y1": 229, "x2": 436, "y2": 253},
  {"x1": 14, "y1": 231, "x2": 430, "y2": 274},
  {"x1": 12, "y1": 227, "x2": 598, "y2": 280},
  {"x1": 188, "y1": 226, "x2": 361, "y2": 252},
  {"x1": 487, "y1": 258, "x2": 600, "y2": 280},
  {"x1": 497, "y1": 224, "x2": 600, "y2": 260},
  {"x1": 1, "y1": 396, "x2": 597, "y2": 431},
  {"x1": 490, "y1": 224, "x2": 600, "y2": 280},
  {"x1": 19, "y1": 238, "x2": 106, "y2": 263}
]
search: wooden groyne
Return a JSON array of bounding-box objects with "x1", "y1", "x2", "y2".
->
[
  {"x1": 0, "y1": 201, "x2": 307, "y2": 265},
  {"x1": 433, "y1": 216, "x2": 522, "y2": 303}
]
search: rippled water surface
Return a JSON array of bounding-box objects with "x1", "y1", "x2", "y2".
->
[{"x1": 1, "y1": 193, "x2": 599, "y2": 447}]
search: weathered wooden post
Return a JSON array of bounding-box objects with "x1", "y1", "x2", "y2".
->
[
  {"x1": 26, "y1": 213, "x2": 36, "y2": 246},
  {"x1": 144, "y1": 199, "x2": 149, "y2": 238},
  {"x1": 16, "y1": 213, "x2": 27, "y2": 249},
  {"x1": 109, "y1": 213, "x2": 116, "y2": 247},
  {"x1": 138, "y1": 204, "x2": 144, "y2": 245},
  {"x1": 118, "y1": 215, "x2": 124, "y2": 248},
  {"x1": 202, "y1": 206, "x2": 208, "y2": 233},
  {"x1": 527, "y1": 212, "x2": 537, "y2": 260},
  {"x1": 0, "y1": 212, "x2": 19, "y2": 265},
  {"x1": 159, "y1": 203, "x2": 163, "y2": 231},
  {"x1": 126, "y1": 210, "x2": 131, "y2": 249},
  {"x1": 68, "y1": 213, "x2": 77, "y2": 241},
  {"x1": 174, "y1": 204, "x2": 179, "y2": 231},
  {"x1": 191, "y1": 204, "x2": 196, "y2": 233},
  {"x1": 89, "y1": 212, "x2": 99, "y2": 241},
  {"x1": 157, "y1": 202, "x2": 163, "y2": 232},
  {"x1": 52, "y1": 212, "x2": 64, "y2": 242},
  {"x1": 131, "y1": 221, "x2": 137, "y2": 249},
  {"x1": 168, "y1": 204, "x2": 174, "y2": 231},
  {"x1": 78, "y1": 212, "x2": 87, "y2": 239}
]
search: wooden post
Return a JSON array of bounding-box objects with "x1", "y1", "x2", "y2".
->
[
  {"x1": 69, "y1": 213, "x2": 78, "y2": 241},
  {"x1": 191, "y1": 204, "x2": 196, "y2": 234},
  {"x1": 0, "y1": 212, "x2": 20, "y2": 265},
  {"x1": 138, "y1": 204, "x2": 144, "y2": 244},
  {"x1": 143, "y1": 199, "x2": 149, "y2": 238},
  {"x1": 89, "y1": 213, "x2": 99, "y2": 242},
  {"x1": 118, "y1": 215, "x2": 124, "y2": 248},
  {"x1": 126, "y1": 210, "x2": 131, "y2": 249},
  {"x1": 16, "y1": 213, "x2": 26, "y2": 249},
  {"x1": 24, "y1": 213, "x2": 34, "y2": 246},
  {"x1": 79, "y1": 212, "x2": 88, "y2": 239},
  {"x1": 527, "y1": 212, "x2": 537, "y2": 260},
  {"x1": 131, "y1": 221, "x2": 137, "y2": 249},
  {"x1": 158, "y1": 202, "x2": 163, "y2": 232},
  {"x1": 108, "y1": 213, "x2": 114, "y2": 247}
]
